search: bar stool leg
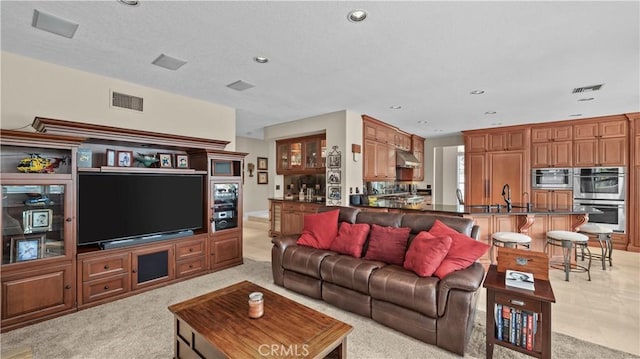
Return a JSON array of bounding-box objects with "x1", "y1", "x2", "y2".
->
[
  {"x1": 561, "y1": 240, "x2": 571, "y2": 281},
  {"x1": 597, "y1": 234, "x2": 606, "y2": 270},
  {"x1": 583, "y1": 243, "x2": 592, "y2": 281},
  {"x1": 607, "y1": 235, "x2": 613, "y2": 267}
]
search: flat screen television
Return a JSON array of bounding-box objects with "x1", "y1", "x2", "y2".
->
[{"x1": 77, "y1": 172, "x2": 204, "y2": 247}]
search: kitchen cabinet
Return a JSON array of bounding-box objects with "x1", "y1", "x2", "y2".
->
[
  {"x1": 363, "y1": 139, "x2": 396, "y2": 181},
  {"x1": 531, "y1": 190, "x2": 572, "y2": 210},
  {"x1": 210, "y1": 230, "x2": 242, "y2": 270},
  {"x1": 628, "y1": 113, "x2": 640, "y2": 252},
  {"x1": 531, "y1": 125, "x2": 572, "y2": 168},
  {"x1": 412, "y1": 135, "x2": 425, "y2": 181},
  {"x1": 269, "y1": 200, "x2": 322, "y2": 237},
  {"x1": 465, "y1": 134, "x2": 488, "y2": 153},
  {"x1": 465, "y1": 151, "x2": 527, "y2": 206},
  {"x1": 394, "y1": 131, "x2": 412, "y2": 151},
  {"x1": 276, "y1": 135, "x2": 326, "y2": 175},
  {"x1": 573, "y1": 117, "x2": 627, "y2": 167},
  {"x1": 488, "y1": 128, "x2": 528, "y2": 151}
]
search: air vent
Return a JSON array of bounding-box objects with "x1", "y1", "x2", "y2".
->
[
  {"x1": 226, "y1": 80, "x2": 255, "y2": 91},
  {"x1": 572, "y1": 84, "x2": 604, "y2": 93},
  {"x1": 112, "y1": 91, "x2": 143, "y2": 112}
]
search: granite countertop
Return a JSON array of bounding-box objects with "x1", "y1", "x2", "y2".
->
[
  {"x1": 269, "y1": 197, "x2": 326, "y2": 204},
  {"x1": 354, "y1": 201, "x2": 602, "y2": 215}
]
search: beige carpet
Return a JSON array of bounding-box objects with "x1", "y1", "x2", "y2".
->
[{"x1": 1, "y1": 259, "x2": 637, "y2": 359}]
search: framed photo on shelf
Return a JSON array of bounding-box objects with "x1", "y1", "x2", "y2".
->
[
  {"x1": 22, "y1": 209, "x2": 53, "y2": 234},
  {"x1": 328, "y1": 169, "x2": 341, "y2": 184},
  {"x1": 328, "y1": 186, "x2": 341, "y2": 200},
  {"x1": 176, "y1": 154, "x2": 189, "y2": 169},
  {"x1": 257, "y1": 171, "x2": 268, "y2": 184},
  {"x1": 158, "y1": 153, "x2": 173, "y2": 168},
  {"x1": 328, "y1": 154, "x2": 341, "y2": 168},
  {"x1": 257, "y1": 157, "x2": 268, "y2": 170},
  {"x1": 116, "y1": 150, "x2": 133, "y2": 167},
  {"x1": 106, "y1": 149, "x2": 116, "y2": 166},
  {"x1": 10, "y1": 234, "x2": 45, "y2": 262}
]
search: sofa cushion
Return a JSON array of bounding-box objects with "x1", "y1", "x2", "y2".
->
[
  {"x1": 282, "y1": 245, "x2": 335, "y2": 279},
  {"x1": 369, "y1": 265, "x2": 439, "y2": 317},
  {"x1": 321, "y1": 255, "x2": 385, "y2": 294},
  {"x1": 403, "y1": 232, "x2": 453, "y2": 277},
  {"x1": 363, "y1": 224, "x2": 411, "y2": 265},
  {"x1": 296, "y1": 209, "x2": 340, "y2": 249},
  {"x1": 329, "y1": 222, "x2": 370, "y2": 258},
  {"x1": 429, "y1": 220, "x2": 490, "y2": 279}
]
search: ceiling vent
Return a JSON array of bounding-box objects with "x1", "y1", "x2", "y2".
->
[
  {"x1": 572, "y1": 84, "x2": 604, "y2": 94},
  {"x1": 226, "y1": 80, "x2": 255, "y2": 91},
  {"x1": 111, "y1": 91, "x2": 143, "y2": 112}
]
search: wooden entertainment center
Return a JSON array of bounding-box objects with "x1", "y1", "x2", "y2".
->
[{"x1": 0, "y1": 117, "x2": 247, "y2": 331}]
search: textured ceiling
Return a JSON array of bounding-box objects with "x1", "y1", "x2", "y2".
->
[{"x1": 2, "y1": 1, "x2": 639, "y2": 139}]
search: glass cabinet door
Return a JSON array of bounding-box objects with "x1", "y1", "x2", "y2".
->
[
  {"x1": 305, "y1": 140, "x2": 319, "y2": 168},
  {"x1": 212, "y1": 182, "x2": 239, "y2": 231},
  {"x1": 2, "y1": 183, "x2": 68, "y2": 265},
  {"x1": 278, "y1": 143, "x2": 290, "y2": 171},
  {"x1": 290, "y1": 142, "x2": 303, "y2": 170}
]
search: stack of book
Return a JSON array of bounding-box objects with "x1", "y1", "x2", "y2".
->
[
  {"x1": 494, "y1": 303, "x2": 538, "y2": 351},
  {"x1": 505, "y1": 269, "x2": 535, "y2": 291}
]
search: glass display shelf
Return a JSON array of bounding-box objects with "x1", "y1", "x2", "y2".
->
[{"x1": 2, "y1": 184, "x2": 67, "y2": 265}]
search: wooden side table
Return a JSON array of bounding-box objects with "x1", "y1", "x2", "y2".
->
[{"x1": 484, "y1": 265, "x2": 556, "y2": 359}]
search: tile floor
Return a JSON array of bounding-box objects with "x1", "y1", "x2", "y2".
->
[{"x1": 242, "y1": 219, "x2": 640, "y2": 356}]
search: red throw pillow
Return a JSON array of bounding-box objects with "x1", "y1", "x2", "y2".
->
[
  {"x1": 329, "y1": 222, "x2": 370, "y2": 257},
  {"x1": 429, "y1": 220, "x2": 490, "y2": 278},
  {"x1": 403, "y1": 231, "x2": 453, "y2": 277},
  {"x1": 363, "y1": 224, "x2": 411, "y2": 265},
  {"x1": 296, "y1": 209, "x2": 340, "y2": 249}
]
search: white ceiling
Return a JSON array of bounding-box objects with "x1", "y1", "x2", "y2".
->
[{"x1": 2, "y1": 1, "x2": 639, "y2": 139}]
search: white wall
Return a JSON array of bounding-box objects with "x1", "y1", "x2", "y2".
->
[
  {"x1": 235, "y1": 136, "x2": 270, "y2": 216},
  {"x1": 425, "y1": 134, "x2": 464, "y2": 203},
  {"x1": 1, "y1": 52, "x2": 236, "y2": 146}
]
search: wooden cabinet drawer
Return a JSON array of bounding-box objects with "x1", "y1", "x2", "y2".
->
[
  {"x1": 175, "y1": 238, "x2": 206, "y2": 260},
  {"x1": 176, "y1": 257, "x2": 206, "y2": 278},
  {"x1": 82, "y1": 253, "x2": 130, "y2": 281},
  {"x1": 82, "y1": 274, "x2": 130, "y2": 304},
  {"x1": 283, "y1": 202, "x2": 321, "y2": 212},
  {"x1": 495, "y1": 292, "x2": 542, "y2": 313}
]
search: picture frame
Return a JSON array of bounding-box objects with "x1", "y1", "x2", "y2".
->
[
  {"x1": 328, "y1": 186, "x2": 341, "y2": 200},
  {"x1": 158, "y1": 153, "x2": 173, "y2": 168},
  {"x1": 176, "y1": 154, "x2": 189, "y2": 169},
  {"x1": 328, "y1": 169, "x2": 341, "y2": 184},
  {"x1": 257, "y1": 171, "x2": 268, "y2": 185},
  {"x1": 106, "y1": 149, "x2": 116, "y2": 166},
  {"x1": 22, "y1": 209, "x2": 53, "y2": 234},
  {"x1": 11, "y1": 234, "x2": 45, "y2": 262},
  {"x1": 328, "y1": 154, "x2": 341, "y2": 168},
  {"x1": 257, "y1": 157, "x2": 268, "y2": 170},
  {"x1": 116, "y1": 150, "x2": 133, "y2": 167}
]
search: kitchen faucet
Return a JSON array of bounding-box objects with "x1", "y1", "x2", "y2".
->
[{"x1": 501, "y1": 183, "x2": 512, "y2": 210}]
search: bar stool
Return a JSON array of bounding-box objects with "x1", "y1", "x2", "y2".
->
[
  {"x1": 545, "y1": 230, "x2": 591, "y2": 281},
  {"x1": 578, "y1": 223, "x2": 613, "y2": 270},
  {"x1": 490, "y1": 232, "x2": 531, "y2": 264}
]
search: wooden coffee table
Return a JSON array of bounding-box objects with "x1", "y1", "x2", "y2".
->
[{"x1": 168, "y1": 280, "x2": 353, "y2": 358}]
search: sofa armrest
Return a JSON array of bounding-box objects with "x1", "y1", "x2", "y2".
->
[
  {"x1": 470, "y1": 224, "x2": 480, "y2": 240},
  {"x1": 271, "y1": 235, "x2": 299, "y2": 285},
  {"x1": 437, "y1": 262, "x2": 486, "y2": 316}
]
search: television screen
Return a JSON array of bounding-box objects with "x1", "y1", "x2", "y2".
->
[{"x1": 78, "y1": 173, "x2": 204, "y2": 246}]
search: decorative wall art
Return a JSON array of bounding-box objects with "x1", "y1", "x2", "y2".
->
[
  {"x1": 257, "y1": 157, "x2": 268, "y2": 170},
  {"x1": 257, "y1": 172, "x2": 268, "y2": 184},
  {"x1": 326, "y1": 146, "x2": 342, "y2": 205}
]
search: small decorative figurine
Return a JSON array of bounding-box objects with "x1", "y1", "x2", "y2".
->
[
  {"x1": 17, "y1": 154, "x2": 55, "y2": 173},
  {"x1": 135, "y1": 153, "x2": 159, "y2": 167}
]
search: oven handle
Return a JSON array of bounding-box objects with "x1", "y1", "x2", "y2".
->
[{"x1": 575, "y1": 202, "x2": 624, "y2": 208}]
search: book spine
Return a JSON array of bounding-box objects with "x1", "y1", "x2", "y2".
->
[
  {"x1": 527, "y1": 311, "x2": 534, "y2": 351},
  {"x1": 496, "y1": 304, "x2": 503, "y2": 341},
  {"x1": 516, "y1": 309, "x2": 521, "y2": 346},
  {"x1": 510, "y1": 308, "x2": 515, "y2": 344},
  {"x1": 521, "y1": 312, "x2": 528, "y2": 348},
  {"x1": 502, "y1": 305, "x2": 510, "y2": 343}
]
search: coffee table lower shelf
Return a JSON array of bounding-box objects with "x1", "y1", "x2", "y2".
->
[{"x1": 168, "y1": 281, "x2": 353, "y2": 359}]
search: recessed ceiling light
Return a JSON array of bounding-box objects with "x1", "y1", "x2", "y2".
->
[
  {"x1": 118, "y1": 0, "x2": 140, "y2": 6},
  {"x1": 485, "y1": 111, "x2": 497, "y2": 115},
  {"x1": 347, "y1": 9, "x2": 367, "y2": 22},
  {"x1": 417, "y1": 120, "x2": 428, "y2": 124},
  {"x1": 390, "y1": 105, "x2": 402, "y2": 110},
  {"x1": 31, "y1": 9, "x2": 79, "y2": 39},
  {"x1": 570, "y1": 114, "x2": 583, "y2": 117},
  {"x1": 491, "y1": 122, "x2": 503, "y2": 126},
  {"x1": 470, "y1": 90, "x2": 485, "y2": 95},
  {"x1": 578, "y1": 97, "x2": 595, "y2": 102},
  {"x1": 254, "y1": 56, "x2": 269, "y2": 64},
  {"x1": 152, "y1": 54, "x2": 187, "y2": 70}
]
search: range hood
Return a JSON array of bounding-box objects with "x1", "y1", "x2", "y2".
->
[{"x1": 396, "y1": 150, "x2": 420, "y2": 168}]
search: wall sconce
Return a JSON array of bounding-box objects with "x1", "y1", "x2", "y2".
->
[
  {"x1": 351, "y1": 144, "x2": 361, "y2": 162},
  {"x1": 247, "y1": 163, "x2": 255, "y2": 177}
]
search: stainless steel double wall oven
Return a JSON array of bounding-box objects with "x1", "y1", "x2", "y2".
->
[{"x1": 573, "y1": 167, "x2": 626, "y2": 232}]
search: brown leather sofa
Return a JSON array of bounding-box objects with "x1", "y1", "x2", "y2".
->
[{"x1": 271, "y1": 206, "x2": 486, "y2": 356}]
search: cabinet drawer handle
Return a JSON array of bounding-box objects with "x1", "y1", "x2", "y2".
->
[
  {"x1": 65, "y1": 285, "x2": 71, "y2": 289},
  {"x1": 189, "y1": 264, "x2": 193, "y2": 268},
  {"x1": 104, "y1": 285, "x2": 110, "y2": 290},
  {"x1": 104, "y1": 264, "x2": 110, "y2": 270},
  {"x1": 510, "y1": 299, "x2": 525, "y2": 306},
  {"x1": 65, "y1": 217, "x2": 72, "y2": 222},
  {"x1": 189, "y1": 248, "x2": 193, "y2": 252}
]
